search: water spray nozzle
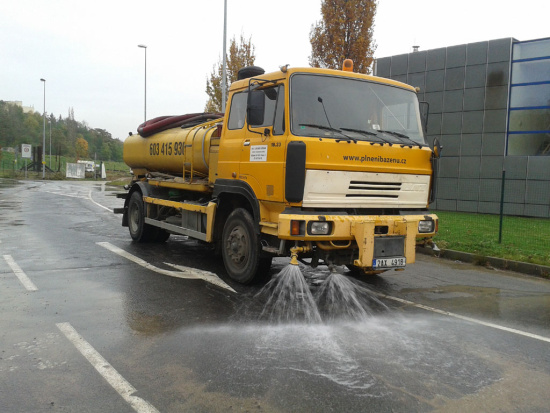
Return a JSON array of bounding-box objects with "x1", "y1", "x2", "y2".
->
[{"x1": 289, "y1": 245, "x2": 311, "y2": 266}]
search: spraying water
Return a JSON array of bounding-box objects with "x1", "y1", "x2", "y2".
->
[
  {"x1": 315, "y1": 271, "x2": 388, "y2": 321},
  {"x1": 254, "y1": 260, "x2": 389, "y2": 324},
  {"x1": 256, "y1": 264, "x2": 322, "y2": 323}
]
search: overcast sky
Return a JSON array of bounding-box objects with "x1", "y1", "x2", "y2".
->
[{"x1": 1, "y1": 0, "x2": 548, "y2": 142}]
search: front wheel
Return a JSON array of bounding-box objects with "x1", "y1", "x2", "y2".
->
[{"x1": 222, "y1": 208, "x2": 267, "y2": 284}]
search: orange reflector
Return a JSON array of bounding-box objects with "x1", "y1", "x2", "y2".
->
[
  {"x1": 291, "y1": 220, "x2": 301, "y2": 235},
  {"x1": 342, "y1": 59, "x2": 353, "y2": 72}
]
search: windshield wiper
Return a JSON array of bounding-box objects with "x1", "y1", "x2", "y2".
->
[
  {"x1": 340, "y1": 127, "x2": 377, "y2": 136},
  {"x1": 316, "y1": 96, "x2": 356, "y2": 143},
  {"x1": 377, "y1": 130, "x2": 425, "y2": 148},
  {"x1": 340, "y1": 127, "x2": 392, "y2": 145},
  {"x1": 299, "y1": 124, "x2": 356, "y2": 143}
]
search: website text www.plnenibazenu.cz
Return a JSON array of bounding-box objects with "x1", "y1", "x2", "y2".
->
[{"x1": 343, "y1": 155, "x2": 407, "y2": 164}]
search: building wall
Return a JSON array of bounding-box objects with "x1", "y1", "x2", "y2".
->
[
  {"x1": 375, "y1": 38, "x2": 550, "y2": 218},
  {"x1": 6, "y1": 100, "x2": 35, "y2": 114}
]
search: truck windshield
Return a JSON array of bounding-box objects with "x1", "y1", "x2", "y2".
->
[{"x1": 290, "y1": 73, "x2": 426, "y2": 145}]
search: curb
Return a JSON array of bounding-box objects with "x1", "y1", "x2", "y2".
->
[{"x1": 417, "y1": 247, "x2": 550, "y2": 279}]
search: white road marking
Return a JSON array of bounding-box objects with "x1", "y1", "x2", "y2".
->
[
  {"x1": 42, "y1": 189, "x2": 112, "y2": 212},
  {"x1": 3, "y1": 255, "x2": 38, "y2": 291},
  {"x1": 87, "y1": 189, "x2": 112, "y2": 212},
  {"x1": 97, "y1": 241, "x2": 236, "y2": 293},
  {"x1": 378, "y1": 293, "x2": 550, "y2": 344},
  {"x1": 56, "y1": 322, "x2": 159, "y2": 413}
]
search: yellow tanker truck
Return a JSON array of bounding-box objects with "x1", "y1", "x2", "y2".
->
[{"x1": 118, "y1": 61, "x2": 440, "y2": 284}]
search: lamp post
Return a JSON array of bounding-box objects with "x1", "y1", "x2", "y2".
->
[
  {"x1": 138, "y1": 44, "x2": 147, "y2": 122},
  {"x1": 221, "y1": 0, "x2": 227, "y2": 112},
  {"x1": 40, "y1": 78, "x2": 46, "y2": 178},
  {"x1": 48, "y1": 118, "x2": 52, "y2": 169}
]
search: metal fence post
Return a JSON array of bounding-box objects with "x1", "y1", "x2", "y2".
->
[{"x1": 498, "y1": 169, "x2": 506, "y2": 244}]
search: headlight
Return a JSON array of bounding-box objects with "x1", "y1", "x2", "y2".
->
[
  {"x1": 309, "y1": 221, "x2": 331, "y2": 235},
  {"x1": 418, "y1": 220, "x2": 435, "y2": 233}
]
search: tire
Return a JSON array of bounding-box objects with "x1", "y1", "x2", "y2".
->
[
  {"x1": 127, "y1": 191, "x2": 157, "y2": 242},
  {"x1": 222, "y1": 208, "x2": 266, "y2": 284},
  {"x1": 153, "y1": 229, "x2": 170, "y2": 243}
]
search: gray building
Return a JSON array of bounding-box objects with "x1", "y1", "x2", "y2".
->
[{"x1": 375, "y1": 37, "x2": 550, "y2": 218}]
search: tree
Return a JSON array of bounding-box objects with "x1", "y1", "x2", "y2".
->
[
  {"x1": 23, "y1": 115, "x2": 41, "y2": 145},
  {"x1": 205, "y1": 34, "x2": 256, "y2": 112},
  {"x1": 109, "y1": 141, "x2": 123, "y2": 162},
  {"x1": 0, "y1": 101, "x2": 123, "y2": 163},
  {"x1": 75, "y1": 135, "x2": 88, "y2": 159},
  {"x1": 100, "y1": 142, "x2": 112, "y2": 161},
  {"x1": 0, "y1": 101, "x2": 25, "y2": 147},
  {"x1": 309, "y1": 0, "x2": 377, "y2": 74}
]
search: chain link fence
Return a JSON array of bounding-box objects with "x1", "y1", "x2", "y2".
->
[{"x1": 433, "y1": 172, "x2": 550, "y2": 267}]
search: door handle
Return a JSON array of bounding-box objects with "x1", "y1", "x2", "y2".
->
[{"x1": 243, "y1": 140, "x2": 250, "y2": 147}]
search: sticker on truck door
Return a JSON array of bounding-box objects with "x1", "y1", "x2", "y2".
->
[{"x1": 250, "y1": 145, "x2": 268, "y2": 162}]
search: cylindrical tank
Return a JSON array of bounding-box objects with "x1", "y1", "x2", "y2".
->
[{"x1": 123, "y1": 120, "x2": 221, "y2": 176}]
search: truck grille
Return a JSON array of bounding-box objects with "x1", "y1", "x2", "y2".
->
[
  {"x1": 302, "y1": 170, "x2": 430, "y2": 208},
  {"x1": 347, "y1": 181, "x2": 401, "y2": 198}
]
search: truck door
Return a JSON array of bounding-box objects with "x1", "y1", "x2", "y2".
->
[{"x1": 239, "y1": 84, "x2": 286, "y2": 203}]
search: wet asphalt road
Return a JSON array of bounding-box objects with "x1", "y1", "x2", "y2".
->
[{"x1": 1, "y1": 179, "x2": 550, "y2": 413}]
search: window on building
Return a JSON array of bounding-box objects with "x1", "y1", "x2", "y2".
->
[{"x1": 507, "y1": 38, "x2": 550, "y2": 156}]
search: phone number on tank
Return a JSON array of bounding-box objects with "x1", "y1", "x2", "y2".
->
[{"x1": 149, "y1": 142, "x2": 185, "y2": 156}]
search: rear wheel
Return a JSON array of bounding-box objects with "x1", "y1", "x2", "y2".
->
[
  {"x1": 222, "y1": 208, "x2": 268, "y2": 284},
  {"x1": 153, "y1": 228, "x2": 170, "y2": 243},
  {"x1": 128, "y1": 191, "x2": 157, "y2": 242}
]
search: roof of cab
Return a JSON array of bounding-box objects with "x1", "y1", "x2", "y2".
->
[{"x1": 229, "y1": 66, "x2": 417, "y2": 93}]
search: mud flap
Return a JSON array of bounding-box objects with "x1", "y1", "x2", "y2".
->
[
  {"x1": 393, "y1": 219, "x2": 417, "y2": 264},
  {"x1": 350, "y1": 219, "x2": 376, "y2": 268}
]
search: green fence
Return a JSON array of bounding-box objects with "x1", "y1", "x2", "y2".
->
[
  {"x1": 433, "y1": 211, "x2": 550, "y2": 266},
  {"x1": 433, "y1": 169, "x2": 550, "y2": 266}
]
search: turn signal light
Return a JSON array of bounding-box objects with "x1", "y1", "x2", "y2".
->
[{"x1": 291, "y1": 220, "x2": 304, "y2": 236}]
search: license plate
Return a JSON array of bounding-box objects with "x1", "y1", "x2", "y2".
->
[{"x1": 373, "y1": 257, "x2": 406, "y2": 268}]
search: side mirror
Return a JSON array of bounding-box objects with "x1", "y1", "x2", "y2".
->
[
  {"x1": 432, "y1": 137, "x2": 442, "y2": 159},
  {"x1": 247, "y1": 90, "x2": 265, "y2": 126},
  {"x1": 430, "y1": 137, "x2": 442, "y2": 203},
  {"x1": 419, "y1": 101, "x2": 429, "y2": 135}
]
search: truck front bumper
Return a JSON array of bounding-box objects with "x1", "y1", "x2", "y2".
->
[{"x1": 277, "y1": 213, "x2": 438, "y2": 269}]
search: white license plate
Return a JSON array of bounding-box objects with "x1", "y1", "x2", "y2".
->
[{"x1": 373, "y1": 257, "x2": 406, "y2": 268}]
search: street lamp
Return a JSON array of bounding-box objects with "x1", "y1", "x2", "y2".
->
[
  {"x1": 138, "y1": 44, "x2": 147, "y2": 122},
  {"x1": 48, "y1": 118, "x2": 52, "y2": 169},
  {"x1": 221, "y1": 0, "x2": 227, "y2": 112},
  {"x1": 40, "y1": 78, "x2": 46, "y2": 178}
]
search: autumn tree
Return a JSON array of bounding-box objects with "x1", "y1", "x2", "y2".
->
[
  {"x1": 75, "y1": 135, "x2": 89, "y2": 160},
  {"x1": 205, "y1": 34, "x2": 256, "y2": 112},
  {"x1": 309, "y1": 0, "x2": 377, "y2": 74}
]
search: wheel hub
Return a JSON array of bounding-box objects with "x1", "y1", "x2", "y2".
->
[{"x1": 227, "y1": 227, "x2": 248, "y2": 264}]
